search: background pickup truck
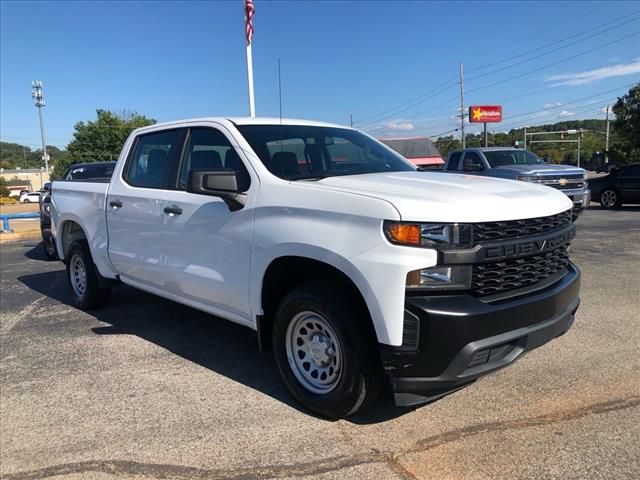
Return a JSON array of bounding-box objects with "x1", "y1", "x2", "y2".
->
[
  {"x1": 51, "y1": 118, "x2": 581, "y2": 419},
  {"x1": 444, "y1": 147, "x2": 590, "y2": 219}
]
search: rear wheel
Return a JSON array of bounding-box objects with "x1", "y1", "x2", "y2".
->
[
  {"x1": 272, "y1": 282, "x2": 384, "y2": 419},
  {"x1": 65, "y1": 240, "x2": 111, "y2": 309},
  {"x1": 600, "y1": 189, "x2": 620, "y2": 209},
  {"x1": 41, "y1": 232, "x2": 58, "y2": 260}
]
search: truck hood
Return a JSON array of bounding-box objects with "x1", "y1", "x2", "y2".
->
[
  {"x1": 315, "y1": 171, "x2": 573, "y2": 222},
  {"x1": 490, "y1": 164, "x2": 586, "y2": 176}
]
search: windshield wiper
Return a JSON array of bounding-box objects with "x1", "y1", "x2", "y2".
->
[{"x1": 288, "y1": 174, "x2": 330, "y2": 181}]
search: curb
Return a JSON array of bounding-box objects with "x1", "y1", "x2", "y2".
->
[{"x1": 0, "y1": 229, "x2": 42, "y2": 244}]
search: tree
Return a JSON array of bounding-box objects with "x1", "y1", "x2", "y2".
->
[
  {"x1": 609, "y1": 83, "x2": 640, "y2": 165},
  {"x1": 0, "y1": 177, "x2": 10, "y2": 197},
  {"x1": 52, "y1": 109, "x2": 155, "y2": 180}
]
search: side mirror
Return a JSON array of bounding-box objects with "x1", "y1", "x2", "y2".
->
[
  {"x1": 43, "y1": 182, "x2": 52, "y2": 192},
  {"x1": 463, "y1": 158, "x2": 484, "y2": 171},
  {"x1": 187, "y1": 169, "x2": 246, "y2": 211}
]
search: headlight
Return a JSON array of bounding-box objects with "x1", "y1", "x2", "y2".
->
[
  {"x1": 406, "y1": 265, "x2": 472, "y2": 290},
  {"x1": 384, "y1": 221, "x2": 472, "y2": 248},
  {"x1": 516, "y1": 175, "x2": 537, "y2": 182}
]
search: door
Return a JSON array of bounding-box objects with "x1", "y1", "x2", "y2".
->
[
  {"x1": 460, "y1": 151, "x2": 486, "y2": 174},
  {"x1": 618, "y1": 165, "x2": 640, "y2": 202},
  {"x1": 154, "y1": 125, "x2": 257, "y2": 323},
  {"x1": 107, "y1": 128, "x2": 186, "y2": 287}
]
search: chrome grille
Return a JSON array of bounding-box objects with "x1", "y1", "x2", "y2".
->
[
  {"x1": 473, "y1": 210, "x2": 572, "y2": 243},
  {"x1": 531, "y1": 174, "x2": 585, "y2": 191},
  {"x1": 471, "y1": 244, "x2": 570, "y2": 296}
]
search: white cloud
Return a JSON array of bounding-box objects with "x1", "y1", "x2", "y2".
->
[
  {"x1": 385, "y1": 120, "x2": 415, "y2": 131},
  {"x1": 546, "y1": 60, "x2": 640, "y2": 86},
  {"x1": 543, "y1": 102, "x2": 563, "y2": 109},
  {"x1": 559, "y1": 110, "x2": 575, "y2": 117}
]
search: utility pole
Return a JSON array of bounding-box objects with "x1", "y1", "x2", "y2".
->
[
  {"x1": 350, "y1": 114, "x2": 353, "y2": 128},
  {"x1": 524, "y1": 126, "x2": 527, "y2": 150},
  {"x1": 22, "y1": 146, "x2": 27, "y2": 168},
  {"x1": 604, "y1": 105, "x2": 610, "y2": 164},
  {"x1": 31, "y1": 81, "x2": 49, "y2": 174},
  {"x1": 459, "y1": 61, "x2": 465, "y2": 149}
]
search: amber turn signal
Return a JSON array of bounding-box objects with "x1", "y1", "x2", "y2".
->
[{"x1": 387, "y1": 223, "x2": 421, "y2": 245}]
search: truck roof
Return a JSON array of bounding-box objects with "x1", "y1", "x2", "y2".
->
[
  {"x1": 132, "y1": 117, "x2": 348, "y2": 135},
  {"x1": 450, "y1": 147, "x2": 520, "y2": 152}
]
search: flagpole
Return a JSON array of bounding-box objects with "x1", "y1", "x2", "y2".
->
[
  {"x1": 244, "y1": 0, "x2": 256, "y2": 118},
  {"x1": 246, "y1": 42, "x2": 256, "y2": 118}
]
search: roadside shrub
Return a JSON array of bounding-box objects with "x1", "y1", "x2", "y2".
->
[{"x1": 0, "y1": 196, "x2": 17, "y2": 205}]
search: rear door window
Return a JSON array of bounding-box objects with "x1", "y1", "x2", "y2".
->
[
  {"x1": 446, "y1": 152, "x2": 462, "y2": 171},
  {"x1": 124, "y1": 130, "x2": 183, "y2": 189}
]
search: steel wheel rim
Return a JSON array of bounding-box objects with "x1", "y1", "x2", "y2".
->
[
  {"x1": 602, "y1": 190, "x2": 616, "y2": 208},
  {"x1": 285, "y1": 311, "x2": 343, "y2": 394},
  {"x1": 70, "y1": 254, "x2": 87, "y2": 297}
]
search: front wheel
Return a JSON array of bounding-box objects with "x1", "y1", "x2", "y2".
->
[
  {"x1": 272, "y1": 283, "x2": 384, "y2": 419},
  {"x1": 65, "y1": 240, "x2": 111, "y2": 309},
  {"x1": 600, "y1": 189, "x2": 620, "y2": 209},
  {"x1": 23, "y1": 199, "x2": 30, "y2": 203}
]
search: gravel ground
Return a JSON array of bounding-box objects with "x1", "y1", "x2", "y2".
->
[{"x1": 1, "y1": 205, "x2": 638, "y2": 479}]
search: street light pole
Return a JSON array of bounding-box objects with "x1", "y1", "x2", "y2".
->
[
  {"x1": 459, "y1": 62, "x2": 465, "y2": 149},
  {"x1": 605, "y1": 105, "x2": 610, "y2": 165},
  {"x1": 31, "y1": 81, "x2": 49, "y2": 174}
]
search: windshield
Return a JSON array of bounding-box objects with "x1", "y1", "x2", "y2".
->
[
  {"x1": 483, "y1": 149, "x2": 545, "y2": 168},
  {"x1": 236, "y1": 125, "x2": 415, "y2": 180}
]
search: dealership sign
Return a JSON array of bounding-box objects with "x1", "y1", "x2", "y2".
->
[{"x1": 469, "y1": 105, "x2": 503, "y2": 123}]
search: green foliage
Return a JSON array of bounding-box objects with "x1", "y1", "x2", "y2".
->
[
  {"x1": 52, "y1": 109, "x2": 156, "y2": 180},
  {"x1": 434, "y1": 119, "x2": 611, "y2": 166},
  {"x1": 609, "y1": 83, "x2": 640, "y2": 165},
  {"x1": 0, "y1": 177, "x2": 10, "y2": 197},
  {"x1": 0, "y1": 142, "x2": 67, "y2": 170}
]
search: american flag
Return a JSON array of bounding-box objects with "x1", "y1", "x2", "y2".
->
[{"x1": 245, "y1": 0, "x2": 255, "y2": 46}]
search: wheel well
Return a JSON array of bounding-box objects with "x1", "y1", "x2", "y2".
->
[
  {"x1": 60, "y1": 221, "x2": 87, "y2": 259},
  {"x1": 259, "y1": 256, "x2": 372, "y2": 350}
]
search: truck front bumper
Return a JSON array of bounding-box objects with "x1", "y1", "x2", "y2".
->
[
  {"x1": 565, "y1": 188, "x2": 591, "y2": 218},
  {"x1": 380, "y1": 263, "x2": 580, "y2": 407}
]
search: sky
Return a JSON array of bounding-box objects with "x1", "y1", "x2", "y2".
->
[{"x1": 1, "y1": 0, "x2": 639, "y2": 150}]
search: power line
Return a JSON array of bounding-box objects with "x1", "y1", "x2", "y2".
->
[
  {"x1": 466, "y1": 31, "x2": 639, "y2": 95},
  {"x1": 465, "y1": 11, "x2": 640, "y2": 75},
  {"x1": 355, "y1": 76, "x2": 458, "y2": 127},
  {"x1": 466, "y1": 15, "x2": 640, "y2": 83}
]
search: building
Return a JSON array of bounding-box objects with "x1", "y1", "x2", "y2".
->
[
  {"x1": 0, "y1": 168, "x2": 50, "y2": 195},
  {"x1": 379, "y1": 137, "x2": 444, "y2": 168}
]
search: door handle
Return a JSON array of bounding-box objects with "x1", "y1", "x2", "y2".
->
[
  {"x1": 164, "y1": 206, "x2": 183, "y2": 215},
  {"x1": 109, "y1": 200, "x2": 123, "y2": 208}
]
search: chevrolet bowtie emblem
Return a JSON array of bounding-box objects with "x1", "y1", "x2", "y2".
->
[{"x1": 559, "y1": 178, "x2": 568, "y2": 186}]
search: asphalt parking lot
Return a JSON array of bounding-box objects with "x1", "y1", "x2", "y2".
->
[{"x1": 1, "y1": 206, "x2": 639, "y2": 480}]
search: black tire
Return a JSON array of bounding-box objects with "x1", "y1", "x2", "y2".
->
[
  {"x1": 24, "y1": 199, "x2": 30, "y2": 204},
  {"x1": 600, "y1": 189, "x2": 620, "y2": 209},
  {"x1": 41, "y1": 230, "x2": 58, "y2": 260},
  {"x1": 272, "y1": 282, "x2": 385, "y2": 420},
  {"x1": 65, "y1": 240, "x2": 111, "y2": 309}
]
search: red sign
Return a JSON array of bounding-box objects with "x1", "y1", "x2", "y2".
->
[{"x1": 469, "y1": 105, "x2": 503, "y2": 123}]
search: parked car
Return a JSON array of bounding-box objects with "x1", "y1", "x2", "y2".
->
[
  {"x1": 443, "y1": 148, "x2": 590, "y2": 220},
  {"x1": 595, "y1": 163, "x2": 615, "y2": 174},
  {"x1": 40, "y1": 162, "x2": 116, "y2": 259},
  {"x1": 51, "y1": 118, "x2": 580, "y2": 419},
  {"x1": 589, "y1": 163, "x2": 640, "y2": 209},
  {"x1": 19, "y1": 191, "x2": 42, "y2": 203}
]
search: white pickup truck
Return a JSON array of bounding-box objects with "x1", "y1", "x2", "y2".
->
[{"x1": 51, "y1": 118, "x2": 581, "y2": 419}]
